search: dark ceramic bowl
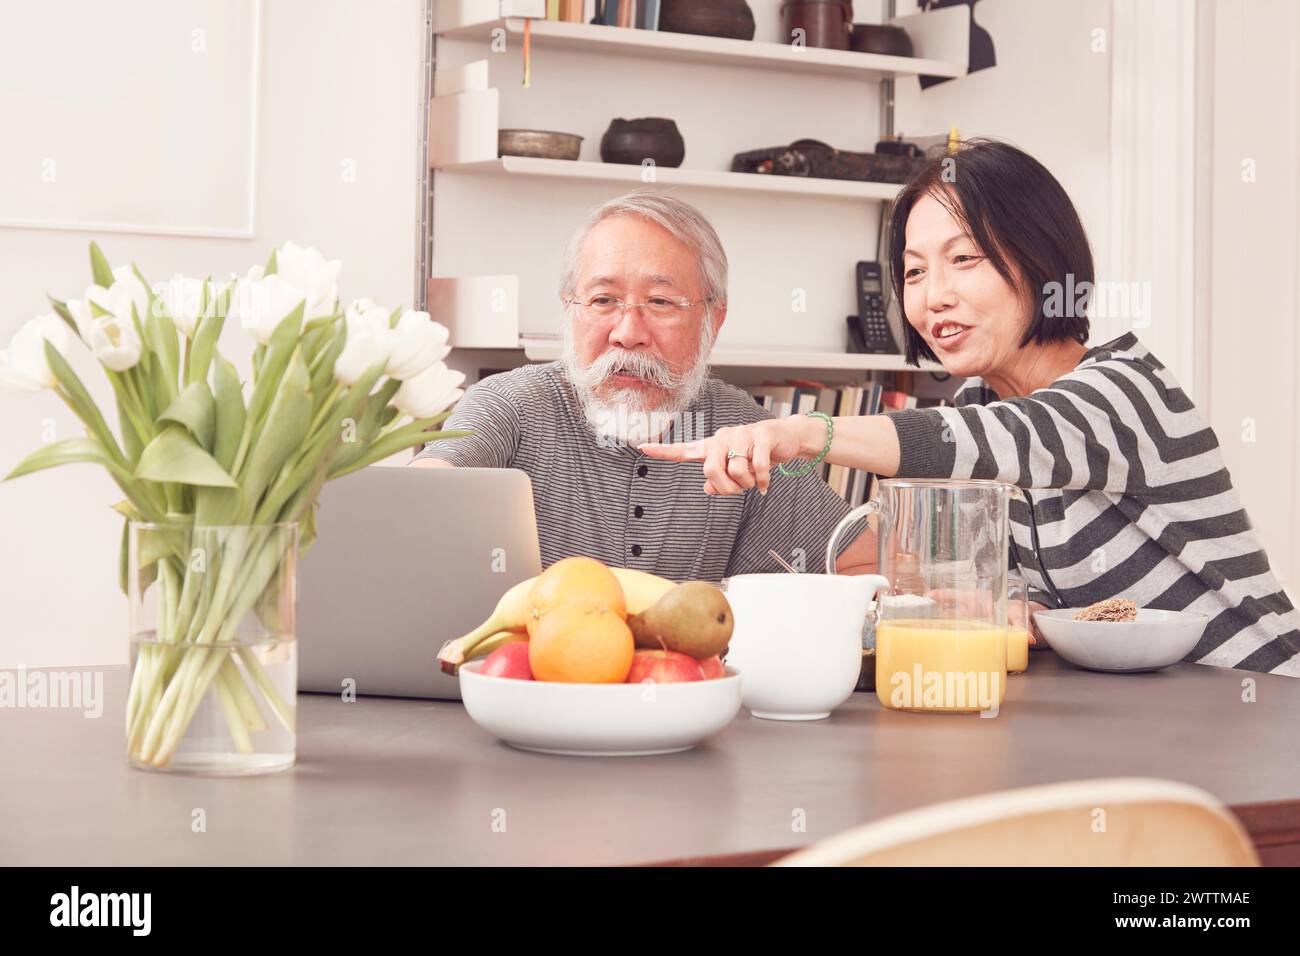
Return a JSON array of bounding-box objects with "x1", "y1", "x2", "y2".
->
[
  {"x1": 658, "y1": 0, "x2": 756, "y2": 41},
  {"x1": 600, "y1": 118, "x2": 685, "y2": 168},
  {"x1": 850, "y1": 24, "x2": 914, "y2": 58}
]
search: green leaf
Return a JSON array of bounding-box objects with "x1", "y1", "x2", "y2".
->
[
  {"x1": 325, "y1": 379, "x2": 401, "y2": 475},
  {"x1": 193, "y1": 486, "x2": 242, "y2": 527},
  {"x1": 329, "y1": 423, "x2": 470, "y2": 481},
  {"x1": 136, "y1": 352, "x2": 166, "y2": 422},
  {"x1": 211, "y1": 356, "x2": 245, "y2": 472},
  {"x1": 302, "y1": 313, "x2": 339, "y2": 336},
  {"x1": 118, "y1": 518, "x2": 130, "y2": 596},
  {"x1": 245, "y1": 305, "x2": 305, "y2": 435},
  {"x1": 186, "y1": 301, "x2": 226, "y2": 388},
  {"x1": 116, "y1": 392, "x2": 144, "y2": 462},
  {"x1": 89, "y1": 242, "x2": 114, "y2": 288},
  {"x1": 47, "y1": 295, "x2": 79, "y2": 336},
  {"x1": 308, "y1": 322, "x2": 347, "y2": 398},
  {"x1": 110, "y1": 499, "x2": 144, "y2": 521},
  {"x1": 4, "y1": 437, "x2": 134, "y2": 486},
  {"x1": 299, "y1": 319, "x2": 334, "y2": 367},
  {"x1": 239, "y1": 349, "x2": 313, "y2": 509},
  {"x1": 264, "y1": 248, "x2": 278, "y2": 276},
  {"x1": 107, "y1": 372, "x2": 149, "y2": 462},
  {"x1": 158, "y1": 381, "x2": 216, "y2": 451},
  {"x1": 135, "y1": 425, "x2": 238, "y2": 487},
  {"x1": 42, "y1": 341, "x2": 128, "y2": 467}
]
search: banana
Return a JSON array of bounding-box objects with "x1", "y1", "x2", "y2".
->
[
  {"x1": 464, "y1": 630, "x2": 527, "y2": 663},
  {"x1": 438, "y1": 576, "x2": 536, "y2": 673},
  {"x1": 437, "y1": 566, "x2": 677, "y2": 675},
  {"x1": 610, "y1": 567, "x2": 676, "y2": 615}
]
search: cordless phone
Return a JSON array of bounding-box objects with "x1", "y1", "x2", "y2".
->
[{"x1": 850, "y1": 260, "x2": 900, "y2": 355}]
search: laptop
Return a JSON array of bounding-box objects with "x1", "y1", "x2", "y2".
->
[{"x1": 297, "y1": 465, "x2": 541, "y2": 699}]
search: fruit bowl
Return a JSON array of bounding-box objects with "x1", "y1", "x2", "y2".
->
[
  {"x1": 1032, "y1": 608, "x2": 1207, "y2": 673},
  {"x1": 458, "y1": 661, "x2": 743, "y2": 756}
]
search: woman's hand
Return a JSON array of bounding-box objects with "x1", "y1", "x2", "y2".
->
[
  {"x1": 1011, "y1": 599, "x2": 1050, "y2": 647},
  {"x1": 639, "y1": 414, "x2": 825, "y2": 495},
  {"x1": 927, "y1": 588, "x2": 1048, "y2": 647}
]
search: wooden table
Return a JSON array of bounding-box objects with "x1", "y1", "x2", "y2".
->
[{"x1": 2, "y1": 652, "x2": 1297, "y2": 865}]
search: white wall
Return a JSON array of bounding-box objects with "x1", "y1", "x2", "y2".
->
[
  {"x1": 0, "y1": 0, "x2": 424, "y2": 667},
  {"x1": 1202, "y1": 0, "x2": 1300, "y2": 594}
]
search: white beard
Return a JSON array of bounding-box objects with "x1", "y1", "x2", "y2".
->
[{"x1": 561, "y1": 318, "x2": 715, "y2": 447}]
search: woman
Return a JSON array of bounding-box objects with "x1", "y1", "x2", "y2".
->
[{"x1": 641, "y1": 139, "x2": 1300, "y2": 677}]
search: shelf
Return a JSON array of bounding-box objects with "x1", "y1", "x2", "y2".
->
[
  {"x1": 435, "y1": 17, "x2": 965, "y2": 81},
  {"x1": 519, "y1": 336, "x2": 943, "y2": 372},
  {"x1": 438, "y1": 156, "x2": 904, "y2": 201}
]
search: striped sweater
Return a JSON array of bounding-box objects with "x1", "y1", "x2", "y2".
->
[{"x1": 885, "y1": 332, "x2": 1300, "y2": 677}]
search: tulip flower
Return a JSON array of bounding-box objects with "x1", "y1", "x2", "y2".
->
[
  {"x1": 229, "y1": 267, "x2": 306, "y2": 345},
  {"x1": 386, "y1": 310, "x2": 451, "y2": 381},
  {"x1": 275, "y1": 241, "x2": 340, "y2": 320},
  {"x1": 0, "y1": 313, "x2": 75, "y2": 391},
  {"x1": 86, "y1": 313, "x2": 144, "y2": 372},
  {"x1": 152, "y1": 276, "x2": 205, "y2": 337},
  {"x1": 85, "y1": 266, "x2": 150, "y2": 328},
  {"x1": 65, "y1": 298, "x2": 94, "y2": 343},
  {"x1": 335, "y1": 300, "x2": 394, "y2": 386},
  {"x1": 393, "y1": 361, "x2": 465, "y2": 419}
]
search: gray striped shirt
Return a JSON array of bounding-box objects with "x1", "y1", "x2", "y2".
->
[
  {"x1": 886, "y1": 332, "x2": 1300, "y2": 677},
  {"x1": 415, "y1": 362, "x2": 863, "y2": 581}
]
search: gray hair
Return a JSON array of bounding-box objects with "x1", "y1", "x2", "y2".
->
[{"x1": 558, "y1": 192, "x2": 729, "y2": 307}]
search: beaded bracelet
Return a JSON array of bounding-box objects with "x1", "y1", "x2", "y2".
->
[{"x1": 777, "y1": 411, "x2": 833, "y2": 478}]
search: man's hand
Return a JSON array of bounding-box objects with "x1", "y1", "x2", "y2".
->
[{"x1": 1015, "y1": 600, "x2": 1051, "y2": 647}]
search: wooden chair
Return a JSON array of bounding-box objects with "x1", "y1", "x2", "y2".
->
[{"x1": 773, "y1": 778, "x2": 1259, "y2": 866}]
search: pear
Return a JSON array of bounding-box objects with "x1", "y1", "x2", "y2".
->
[{"x1": 629, "y1": 581, "x2": 734, "y2": 660}]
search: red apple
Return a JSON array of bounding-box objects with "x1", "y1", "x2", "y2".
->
[
  {"x1": 698, "y1": 655, "x2": 726, "y2": 680},
  {"x1": 479, "y1": 641, "x2": 533, "y2": 680},
  {"x1": 626, "y1": 649, "x2": 704, "y2": 684}
]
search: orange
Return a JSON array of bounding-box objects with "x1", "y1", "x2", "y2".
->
[
  {"x1": 526, "y1": 556, "x2": 626, "y2": 637},
  {"x1": 528, "y1": 603, "x2": 635, "y2": 683}
]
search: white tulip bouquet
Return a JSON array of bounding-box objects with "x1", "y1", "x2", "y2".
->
[{"x1": 2, "y1": 241, "x2": 468, "y2": 770}]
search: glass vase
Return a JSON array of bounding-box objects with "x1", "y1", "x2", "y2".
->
[{"x1": 126, "y1": 522, "x2": 298, "y2": 775}]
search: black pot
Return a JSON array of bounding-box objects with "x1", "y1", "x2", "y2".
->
[
  {"x1": 658, "y1": 0, "x2": 756, "y2": 41},
  {"x1": 850, "y1": 24, "x2": 914, "y2": 58},
  {"x1": 600, "y1": 118, "x2": 685, "y2": 168},
  {"x1": 780, "y1": 0, "x2": 853, "y2": 51}
]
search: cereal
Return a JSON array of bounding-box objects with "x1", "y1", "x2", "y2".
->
[{"x1": 1072, "y1": 598, "x2": 1138, "y2": 622}]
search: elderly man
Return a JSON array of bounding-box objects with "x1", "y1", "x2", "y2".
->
[{"x1": 412, "y1": 192, "x2": 871, "y2": 580}]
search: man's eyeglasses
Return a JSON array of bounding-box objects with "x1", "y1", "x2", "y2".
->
[{"x1": 563, "y1": 294, "x2": 710, "y2": 321}]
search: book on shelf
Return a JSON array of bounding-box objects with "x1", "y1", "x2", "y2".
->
[
  {"x1": 636, "y1": 0, "x2": 660, "y2": 29},
  {"x1": 502, "y1": 1, "x2": 548, "y2": 18},
  {"x1": 546, "y1": 0, "x2": 560, "y2": 20},
  {"x1": 742, "y1": 374, "x2": 948, "y2": 505}
]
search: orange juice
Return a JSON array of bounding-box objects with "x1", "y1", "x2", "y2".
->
[
  {"x1": 875, "y1": 619, "x2": 1007, "y2": 713},
  {"x1": 1006, "y1": 628, "x2": 1030, "y2": 674}
]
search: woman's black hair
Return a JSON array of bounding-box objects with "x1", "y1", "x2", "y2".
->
[{"x1": 886, "y1": 138, "x2": 1093, "y2": 366}]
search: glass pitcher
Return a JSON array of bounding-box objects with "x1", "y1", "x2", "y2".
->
[{"x1": 826, "y1": 478, "x2": 1023, "y2": 713}]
